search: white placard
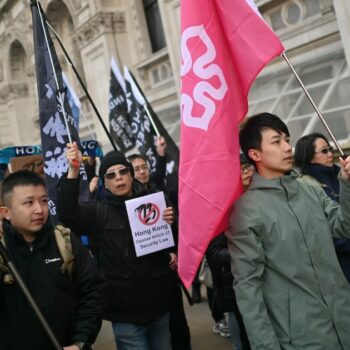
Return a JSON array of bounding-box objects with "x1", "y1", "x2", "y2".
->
[{"x1": 125, "y1": 191, "x2": 175, "y2": 257}]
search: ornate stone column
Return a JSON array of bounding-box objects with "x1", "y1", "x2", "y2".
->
[{"x1": 158, "y1": 0, "x2": 181, "y2": 96}]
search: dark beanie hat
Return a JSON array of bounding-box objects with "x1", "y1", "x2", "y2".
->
[{"x1": 98, "y1": 150, "x2": 134, "y2": 181}]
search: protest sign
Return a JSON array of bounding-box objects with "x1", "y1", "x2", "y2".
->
[
  {"x1": 10, "y1": 155, "x2": 44, "y2": 175},
  {"x1": 125, "y1": 192, "x2": 174, "y2": 257}
]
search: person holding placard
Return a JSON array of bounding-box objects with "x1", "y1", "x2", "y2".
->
[
  {"x1": 57, "y1": 143, "x2": 176, "y2": 350},
  {"x1": 128, "y1": 142, "x2": 192, "y2": 350}
]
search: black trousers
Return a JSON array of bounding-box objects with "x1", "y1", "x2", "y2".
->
[{"x1": 169, "y1": 276, "x2": 192, "y2": 350}]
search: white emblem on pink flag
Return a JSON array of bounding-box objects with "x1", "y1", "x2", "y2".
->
[{"x1": 181, "y1": 25, "x2": 228, "y2": 131}]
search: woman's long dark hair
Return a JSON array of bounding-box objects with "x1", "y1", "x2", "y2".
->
[{"x1": 294, "y1": 132, "x2": 330, "y2": 172}]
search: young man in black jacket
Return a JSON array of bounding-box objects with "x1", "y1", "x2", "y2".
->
[
  {"x1": 57, "y1": 142, "x2": 176, "y2": 350},
  {"x1": 0, "y1": 170, "x2": 105, "y2": 350}
]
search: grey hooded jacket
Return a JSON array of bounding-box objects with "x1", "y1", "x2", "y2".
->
[{"x1": 226, "y1": 172, "x2": 350, "y2": 350}]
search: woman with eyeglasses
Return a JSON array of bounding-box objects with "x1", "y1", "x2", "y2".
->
[
  {"x1": 56, "y1": 143, "x2": 176, "y2": 350},
  {"x1": 295, "y1": 132, "x2": 350, "y2": 283}
]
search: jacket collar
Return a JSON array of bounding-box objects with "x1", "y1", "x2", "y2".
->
[
  {"x1": 3, "y1": 219, "x2": 52, "y2": 252},
  {"x1": 248, "y1": 170, "x2": 298, "y2": 191},
  {"x1": 302, "y1": 163, "x2": 340, "y2": 179},
  {"x1": 102, "y1": 180, "x2": 148, "y2": 206}
]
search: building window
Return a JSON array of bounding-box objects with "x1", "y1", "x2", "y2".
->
[
  {"x1": 143, "y1": 0, "x2": 166, "y2": 52},
  {"x1": 267, "y1": 0, "x2": 321, "y2": 31},
  {"x1": 10, "y1": 41, "x2": 26, "y2": 81},
  {"x1": 248, "y1": 56, "x2": 350, "y2": 145}
]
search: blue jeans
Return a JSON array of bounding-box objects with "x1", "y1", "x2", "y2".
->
[
  {"x1": 112, "y1": 313, "x2": 171, "y2": 350},
  {"x1": 228, "y1": 311, "x2": 242, "y2": 350}
]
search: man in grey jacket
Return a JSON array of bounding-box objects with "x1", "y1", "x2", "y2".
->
[{"x1": 226, "y1": 112, "x2": 350, "y2": 350}]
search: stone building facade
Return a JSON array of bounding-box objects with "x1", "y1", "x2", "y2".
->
[
  {"x1": 0, "y1": 0, "x2": 350, "y2": 149},
  {"x1": 0, "y1": 0, "x2": 181, "y2": 149}
]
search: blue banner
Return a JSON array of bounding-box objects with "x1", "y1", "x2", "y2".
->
[{"x1": 0, "y1": 145, "x2": 42, "y2": 164}]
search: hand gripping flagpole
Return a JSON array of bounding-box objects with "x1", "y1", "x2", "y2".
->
[
  {"x1": 0, "y1": 240, "x2": 63, "y2": 350},
  {"x1": 45, "y1": 22, "x2": 119, "y2": 152},
  {"x1": 282, "y1": 52, "x2": 345, "y2": 157}
]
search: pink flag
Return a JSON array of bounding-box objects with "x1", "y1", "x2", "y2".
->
[{"x1": 179, "y1": 0, "x2": 284, "y2": 287}]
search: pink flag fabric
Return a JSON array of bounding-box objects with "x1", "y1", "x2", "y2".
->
[{"x1": 179, "y1": 0, "x2": 284, "y2": 287}]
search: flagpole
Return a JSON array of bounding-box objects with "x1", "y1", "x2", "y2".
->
[
  {"x1": 34, "y1": 0, "x2": 73, "y2": 146},
  {"x1": 125, "y1": 67, "x2": 161, "y2": 138},
  {"x1": 282, "y1": 52, "x2": 344, "y2": 156},
  {"x1": 144, "y1": 104, "x2": 161, "y2": 137},
  {"x1": 46, "y1": 22, "x2": 119, "y2": 152}
]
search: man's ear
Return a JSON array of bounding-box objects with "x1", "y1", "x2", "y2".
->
[
  {"x1": 248, "y1": 149, "x2": 261, "y2": 163},
  {"x1": 0, "y1": 206, "x2": 10, "y2": 221}
]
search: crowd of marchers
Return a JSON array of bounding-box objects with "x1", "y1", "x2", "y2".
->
[{"x1": 1, "y1": 112, "x2": 350, "y2": 350}]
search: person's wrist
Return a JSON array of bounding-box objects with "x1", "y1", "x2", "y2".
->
[
  {"x1": 67, "y1": 166, "x2": 80, "y2": 179},
  {"x1": 73, "y1": 342, "x2": 91, "y2": 350}
]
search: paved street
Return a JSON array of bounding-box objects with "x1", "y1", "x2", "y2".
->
[{"x1": 94, "y1": 287, "x2": 232, "y2": 350}]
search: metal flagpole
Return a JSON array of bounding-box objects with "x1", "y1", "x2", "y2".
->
[
  {"x1": 144, "y1": 104, "x2": 161, "y2": 137},
  {"x1": 282, "y1": 52, "x2": 345, "y2": 157},
  {"x1": 125, "y1": 67, "x2": 161, "y2": 137},
  {"x1": 46, "y1": 21, "x2": 119, "y2": 151}
]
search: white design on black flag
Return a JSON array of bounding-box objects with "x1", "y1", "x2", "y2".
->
[
  {"x1": 109, "y1": 57, "x2": 135, "y2": 152},
  {"x1": 31, "y1": 2, "x2": 88, "y2": 224},
  {"x1": 124, "y1": 67, "x2": 179, "y2": 208}
]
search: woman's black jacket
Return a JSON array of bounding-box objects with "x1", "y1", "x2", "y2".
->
[{"x1": 57, "y1": 177, "x2": 174, "y2": 325}]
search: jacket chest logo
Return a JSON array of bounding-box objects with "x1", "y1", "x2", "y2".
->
[{"x1": 45, "y1": 257, "x2": 61, "y2": 264}]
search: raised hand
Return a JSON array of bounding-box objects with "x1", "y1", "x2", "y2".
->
[
  {"x1": 162, "y1": 207, "x2": 174, "y2": 225},
  {"x1": 339, "y1": 156, "x2": 350, "y2": 181},
  {"x1": 66, "y1": 141, "x2": 83, "y2": 178},
  {"x1": 156, "y1": 136, "x2": 167, "y2": 157}
]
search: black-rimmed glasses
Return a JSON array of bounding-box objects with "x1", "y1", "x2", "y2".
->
[
  {"x1": 240, "y1": 164, "x2": 254, "y2": 174},
  {"x1": 104, "y1": 168, "x2": 130, "y2": 180},
  {"x1": 134, "y1": 165, "x2": 149, "y2": 172},
  {"x1": 315, "y1": 146, "x2": 333, "y2": 155}
]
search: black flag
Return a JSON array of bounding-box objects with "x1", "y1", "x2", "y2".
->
[
  {"x1": 124, "y1": 66, "x2": 179, "y2": 208},
  {"x1": 109, "y1": 57, "x2": 135, "y2": 152},
  {"x1": 31, "y1": 1, "x2": 88, "y2": 224}
]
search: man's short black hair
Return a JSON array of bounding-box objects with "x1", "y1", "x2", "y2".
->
[
  {"x1": 1, "y1": 170, "x2": 46, "y2": 206},
  {"x1": 294, "y1": 132, "x2": 330, "y2": 172},
  {"x1": 240, "y1": 113, "x2": 290, "y2": 163},
  {"x1": 127, "y1": 154, "x2": 147, "y2": 163}
]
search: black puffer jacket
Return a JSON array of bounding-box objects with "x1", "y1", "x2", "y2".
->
[
  {"x1": 0, "y1": 220, "x2": 105, "y2": 350},
  {"x1": 57, "y1": 178, "x2": 174, "y2": 325}
]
